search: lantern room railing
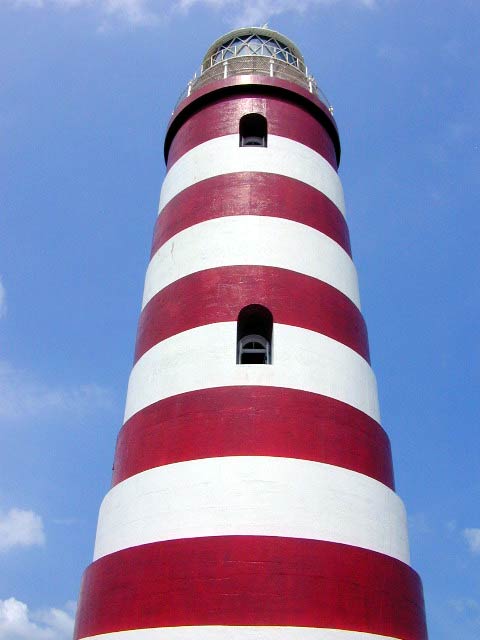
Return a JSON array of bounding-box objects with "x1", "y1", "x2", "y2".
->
[{"x1": 174, "y1": 48, "x2": 333, "y2": 113}]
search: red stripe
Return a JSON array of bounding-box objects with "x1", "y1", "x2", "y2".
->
[
  {"x1": 135, "y1": 267, "x2": 368, "y2": 364},
  {"x1": 165, "y1": 75, "x2": 340, "y2": 167},
  {"x1": 112, "y1": 387, "x2": 393, "y2": 488},
  {"x1": 167, "y1": 93, "x2": 338, "y2": 169},
  {"x1": 153, "y1": 173, "x2": 351, "y2": 257},
  {"x1": 74, "y1": 536, "x2": 427, "y2": 640}
]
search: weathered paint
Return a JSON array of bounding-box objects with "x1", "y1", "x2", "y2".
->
[
  {"x1": 151, "y1": 173, "x2": 351, "y2": 257},
  {"x1": 166, "y1": 92, "x2": 338, "y2": 169},
  {"x1": 143, "y1": 216, "x2": 360, "y2": 311},
  {"x1": 75, "y1": 628, "x2": 415, "y2": 640},
  {"x1": 112, "y1": 387, "x2": 393, "y2": 487},
  {"x1": 163, "y1": 74, "x2": 341, "y2": 166},
  {"x1": 94, "y1": 456, "x2": 408, "y2": 562},
  {"x1": 75, "y1": 30, "x2": 428, "y2": 640},
  {"x1": 158, "y1": 134, "x2": 346, "y2": 216},
  {"x1": 123, "y1": 322, "x2": 380, "y2": 424},
  {"x1": 135, "y1": 267, "x2": 369, "y2": 364},
  {"x1": 75, "y1": 538, "x2": 427, "y2": 640}
]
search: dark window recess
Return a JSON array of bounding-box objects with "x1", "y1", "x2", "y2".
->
[
  {"x1": 239, "y1": 113, "x2": 268, "y2": 147},
  {"x1": 237, "y1": 304, "x2": 273, "y2": 364}
]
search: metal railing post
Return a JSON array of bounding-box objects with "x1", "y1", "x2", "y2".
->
[{"x1": 175, "y1": 48, "x2": 328, "y2": 111}]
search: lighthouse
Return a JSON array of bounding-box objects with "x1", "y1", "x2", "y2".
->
[{"x1": 74, "y1": 27, "x2": 428, "y2": 640}]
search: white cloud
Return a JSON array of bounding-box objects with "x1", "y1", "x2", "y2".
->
[
  {"x1": 1, "y1": 0, "x2": 157, "y2": 25},
  {"x1": 0, "y1": 598, "x2": 75, "y2": 640},
  {"x1": 0, "y1": 508, "x2": 45, "y2": 552},
  {"x1": 1, "y1": 0, "x2": 379, "y2": 27},
  {"x1": 0, "y1": 277, "x2": 6, "y2": 319},
  {"x1": 0, "y1": 360, "x2": 113, "y2": 421},
  {"x1": 101, "y1": 0, "x2": 160, "y2": 25},
  {"x1": 179, "y1": 0, "x2": 377, "y2": 26},
  {"x1": 450, "y1": 597, "x2": 480, "y2": 614},
  {"x1": 464, "y1": 528, "x2": 480, "y2": 554}
]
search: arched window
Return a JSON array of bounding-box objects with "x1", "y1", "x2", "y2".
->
[
  {"x1": 238, "y1": 335, "x2": 270, "y2": 365},
  {"x1": 239, "y1": 113, "x2": 267, "y2": 147},
  {"x1": 237, "y1": 304, "x2": 273, "y2": 364}
]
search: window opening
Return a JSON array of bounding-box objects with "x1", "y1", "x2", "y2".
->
[
  {"x1": 238, "y1": 335, "x2": 269, "y2": 364},
  {"x1": 212, "y1": 34, "x2": 298, "y2": 67},
  {"x1": 240, "y1": 113, "x2": 267, "y2": 147},
  {"x1": 237, "y1": 304, "x2": 273, "y2": 364}
]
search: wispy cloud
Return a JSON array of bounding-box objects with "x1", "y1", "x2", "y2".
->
[
  {"x1": 464, "y1": 528, "x2": 480, "y2": 555},
  {"x1": 1, "y1": 0, "x2": 159, "y2": 26},
  {"x1": 0, "y1": 598, "x2": 75, "y2": 640},
  {"x1": 408, "y1": 512, "x2": 431, "y2": 535},
  {"x1": 0, "y1": 360, "x2": 113, "y2": 421},
  {"x1": 0, "y1": 277, "x2": 6, "y2": 320},
  {"x1": 101, "y1": 0, "x2": 161, "y2": 26},
  {"x1": 0, "y1": 508, "x2": 45, "y2": 552},
  {"x1": 450, "y1": 598, "x2": 480, "y2": 614},
  {"x1": 449, "y1": 597, "x2": 480, "y2": 629},
  {"x1": 445, "y1": 519, "x2": 457, "y2": 534},
  {"x1": 177, "y1": 0, "x2": 377, "y2": 26},
  {"x1": 52, "y1": 517, "x2": 80, "y2": 526},
  {"x1": 1, "y1": 0, "x2": 380, "y2": 27}
]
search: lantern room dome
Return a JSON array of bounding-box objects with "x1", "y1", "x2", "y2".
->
[{"x1": 202, "y1": 27, "x2": 305, "y2": 67}]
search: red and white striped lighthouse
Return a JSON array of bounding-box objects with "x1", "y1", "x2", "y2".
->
[{"x1": 74, "y1": 27, "x2": 428, "y2": 640}]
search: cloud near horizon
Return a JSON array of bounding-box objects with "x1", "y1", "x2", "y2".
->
[
  {"x1": 1, "y1": 0, "x2": 379, "y2": 27},
  {"x1": 0, "y1": 598, "x2": 75, "y2": 640}
]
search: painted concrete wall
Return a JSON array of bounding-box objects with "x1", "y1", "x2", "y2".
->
[{"x1": 74, "y1": 70, "x2": 427, "y2": 640}]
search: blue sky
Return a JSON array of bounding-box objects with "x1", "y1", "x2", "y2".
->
[{"x1": 0, "y1": 0, "x2": 479, "y2": 637}]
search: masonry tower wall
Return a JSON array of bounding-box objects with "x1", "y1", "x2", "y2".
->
[{"x1": 74, "y1": 27, "x2": 428, "y2": 640}]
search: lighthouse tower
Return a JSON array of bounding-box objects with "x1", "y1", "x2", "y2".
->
[{"x1": 74, "y1": 27, "x2": 428, "y2": 640}]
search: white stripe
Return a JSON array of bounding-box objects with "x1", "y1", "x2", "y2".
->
[
  {"x1": 78, "y1": 626, "x2": 404, "y2": 640},
  {"x1": 124, "y1": 322, "x2": 379, "y2": 424},
  {"x1": 93, "y1": 456, "x2": 409, "y2": 563},
  {"x1": 159, "y1": 134, "x2": 346, "y2": 216},
  {"x1": 143, "y1": 216, "x2": 360, "y2": 311}
]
